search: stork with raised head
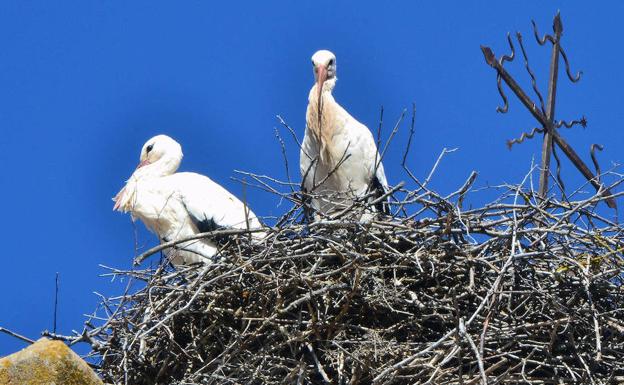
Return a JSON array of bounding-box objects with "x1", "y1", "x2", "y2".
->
[
  {"x1": 301, "y1": 49, "x2": 389, "y2": 217},
  {"x1": 114, "y1": 135, "x2": 264, "y2": 266}
]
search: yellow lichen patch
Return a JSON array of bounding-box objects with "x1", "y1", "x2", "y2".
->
[{"x1": 0, "y1": 338, "x2": 103, "y2": 385}]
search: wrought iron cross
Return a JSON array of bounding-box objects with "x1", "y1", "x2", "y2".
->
[{"x1": 480, "y1": 12, "x2": 616, "y2": 209}]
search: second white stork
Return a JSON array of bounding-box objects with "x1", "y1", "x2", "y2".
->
[
  {"x1": 114, "y1": 134, "x2": 263, "y2": 266},
  {"x1": 301, "y1": 49, "x2": 389, "y2": 217}
]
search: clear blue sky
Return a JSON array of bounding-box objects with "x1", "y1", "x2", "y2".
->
[{"x1": 1, "y1": 1, "x2": 622, "y2": 356}]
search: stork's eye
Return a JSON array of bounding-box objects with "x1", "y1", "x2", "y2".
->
[
  {"x1": 146, "y1": 144, "x2": 154, "y2": 154},
  {"x1": 328, "y1": 59, "x2": 334, "y2": 66}
]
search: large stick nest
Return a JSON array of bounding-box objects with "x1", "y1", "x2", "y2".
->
[{"x1": 68, "y1": 166, "x2": 624, "y2": 385}]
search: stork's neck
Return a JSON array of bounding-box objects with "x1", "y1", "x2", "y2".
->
[
  {"x1": 307, "y1": 78, "x2": 342, "y2": 163},
  {"x1": 308, "y1": 77, "x2": 337, "y2": 103},
  {"x1": 132, "y1": 154, "x2": 181, "y2": 180},
  {"x1": 114, "y1": 152, "x2": 181, "y2": 213}
]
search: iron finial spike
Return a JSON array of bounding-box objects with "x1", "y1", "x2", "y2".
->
[{"x1": 553, "y1": 11, "x2": 563, "y2": 35}]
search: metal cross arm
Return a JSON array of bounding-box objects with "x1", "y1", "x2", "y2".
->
[{"x1": 480, "y1": 15, "x2": 616, "y2": 210}]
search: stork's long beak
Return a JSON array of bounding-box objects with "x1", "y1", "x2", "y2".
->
[
  {"x1": 136, "y1": 159, "x2": 150, "y2": 169},
  {"x1": 316, "y1": 64, "x2": 328, "y2": 113}
]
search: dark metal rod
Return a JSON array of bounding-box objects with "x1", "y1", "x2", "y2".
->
[
  {"x1": 539, "y1": 12, "x2": 563, "y2": 197},
  {"x1": 54, "y1": 272, "x2": 59, "y2": 334},
  {"x1": 481, "y1": 46, "x2": 547, "y2": 124},
  {"x1": 481, "y1": 45, "x2": 617, "y2": 209},
  {"x1": 549, "y1": 129, "x2": 615, "y2": 208}
]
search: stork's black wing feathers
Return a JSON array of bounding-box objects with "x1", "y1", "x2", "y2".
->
[
  {"x1": 370, "y1": 175, "x2": 390, "y2": 215},
  {"x1": 300, "y1": 186, "x2": 316, "y2": 223},
  {"x1": 183, "y1": 201, "x2": 230, "y2": 245},
  {"x1": 191, "y1": 214, "x2": 221, "y2": 234}
]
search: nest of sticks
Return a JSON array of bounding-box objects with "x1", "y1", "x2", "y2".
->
[{"x1": 62, "y1": 157, "x2": 624, "y2": 385}]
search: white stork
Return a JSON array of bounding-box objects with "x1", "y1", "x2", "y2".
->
[
  {"x1": 301, "y1": 49, "x2": 389, "y2": 217},
  {"x1": 114, "y1": 134, "x2": 263, "y2": 265}
]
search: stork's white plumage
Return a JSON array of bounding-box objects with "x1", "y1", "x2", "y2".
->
[
  {"x1": 114, "y1": 135, "x2": 263, "y2": 265},
  {"x1": 301, "y1": 50, "x2": 389, "y2": 217}
]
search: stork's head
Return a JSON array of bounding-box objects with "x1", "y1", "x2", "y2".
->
[
  {"x1": 311, "y1": 50, "x2": 337, "y2": 98},
  {"x1": 135, "y1": 134, "x2": 183, "y2": 177},
  {"x1": 113, "y1": 134, "x2": 184, "y2": 211}
]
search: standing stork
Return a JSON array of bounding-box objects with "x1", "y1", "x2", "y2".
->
[
  {"x1": 301, "y1": 49, "x2": 389, "y2": 218},
  {"x1": 114, "y1": 134, "x2": 263, "y2": 266}
]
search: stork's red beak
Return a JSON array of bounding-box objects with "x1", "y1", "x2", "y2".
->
[
  {"x1": 136, "y1": 159, "x2": 150, "y2": 169},
  {"x1": 316, "y1": 64, "x2": 328, "y2": 112}
]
